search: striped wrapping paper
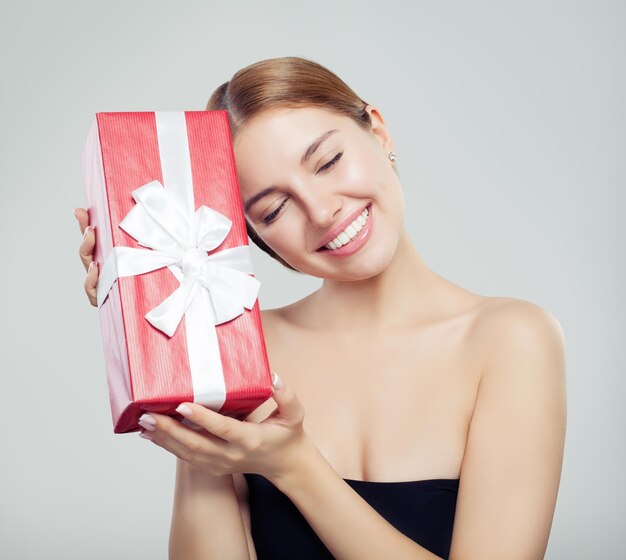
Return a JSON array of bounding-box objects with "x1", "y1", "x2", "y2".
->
[{"x1": 82, "y1": 111, "x2": 273, "y2": 434}]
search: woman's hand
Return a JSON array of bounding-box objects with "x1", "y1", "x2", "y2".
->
[
  {"x1": 74, "y1": 207, "x2": 98, "y2": 306},
  {"x1": 138, "y1": 373, "x2": 313, "y2": 482}
]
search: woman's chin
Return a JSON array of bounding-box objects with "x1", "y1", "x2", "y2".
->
[{"x1": 301, "y1": 246, "x2": 397, "y2": 281}]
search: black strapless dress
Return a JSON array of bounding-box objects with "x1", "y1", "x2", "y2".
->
[{"x1": 243, "y1": 473, "x2": 459, "y2": 560}]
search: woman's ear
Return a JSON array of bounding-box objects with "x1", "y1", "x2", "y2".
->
[{"x1": 364, "y1": 104, "x2": 396, "y2": 156}]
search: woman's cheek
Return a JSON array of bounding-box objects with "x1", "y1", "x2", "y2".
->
[
  {"x1": 342, "y1": 160, "x2": 365, "y2": 189},
  {"x1": 264, "y1": 221, "x2": 300, "y2": 256},
  {"x1": 343, "y1": 159, "x2": 379, "y2": 196}
]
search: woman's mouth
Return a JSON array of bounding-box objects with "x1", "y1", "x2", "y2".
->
[{"x1": 317, "y1": 203, "x2": 373, "y2": 257}]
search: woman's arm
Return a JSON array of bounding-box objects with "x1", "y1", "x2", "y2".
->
[
  {"x1": 169, "y1": 459, "x2": 254, "y2": 560},
  {"x1": 448, "y1": 300, "x2": 566, "y2": 559},
  {"x1": 232, "y1": 472, "x2": 258, "y2": 560},
  {"x1": 270, "y1": 300, "x2": 567, "y2": 560}
]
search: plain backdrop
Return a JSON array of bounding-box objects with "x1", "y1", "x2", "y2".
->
[{"x1": 0, "y1": 1, "x2": 624, "y2": 558}]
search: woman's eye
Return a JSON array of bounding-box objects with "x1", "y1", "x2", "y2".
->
[
  {"x1": 317, "y1": 151, "x2": 343, "y2": 174},
  {"x1": 261, "y1": 198, "x2": 288, "y2": 225},
  {"x1": 260, "y1": 153, "x2": 343, "y2": 225}
]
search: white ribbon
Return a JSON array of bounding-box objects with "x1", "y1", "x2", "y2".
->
[
  {"x1": 95, "y1": 112, "x2": 260, "y2": 409},
  {"x1": 96, "y1": 179, "x2": 260, "y2": 336}
]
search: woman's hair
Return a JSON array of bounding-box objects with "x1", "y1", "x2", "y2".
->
[{"x1": 206, "y1": 56, "x2": 372, "y2": 272}]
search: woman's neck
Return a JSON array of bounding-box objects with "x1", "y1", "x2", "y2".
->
[{"x1": 300, "y1": 228, "x2": 462, "y2": 331}]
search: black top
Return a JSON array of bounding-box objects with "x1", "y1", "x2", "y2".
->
[{"x1": 243, "y1": 473, "x2": 459, "y2": 560}]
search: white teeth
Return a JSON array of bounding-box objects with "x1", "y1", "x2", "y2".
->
[
  {"x1": 345, "y1": 225, "x2": 358, "y2": 239},
  {"x1": 337, "y1": 232, "x2": 350, "y2": 244},
  {"x1": 324, "y1": 206, "x2": 370, "y2": 250}
]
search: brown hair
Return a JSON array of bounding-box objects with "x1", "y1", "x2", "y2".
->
[{"x1": 205, "y1": 56, "x2": 372, "y2": 272}]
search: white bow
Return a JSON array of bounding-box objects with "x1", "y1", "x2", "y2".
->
[{"x1": 97, "y1": 180, "x2": 260, "y2": 337}]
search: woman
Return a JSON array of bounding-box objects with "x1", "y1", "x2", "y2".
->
[{"x1": 74, "y1": 56, "x2": 567, "y2": 560}]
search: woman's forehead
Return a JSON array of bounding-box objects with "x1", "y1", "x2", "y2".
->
[
  {"x1": 234, "y1": 107, "x2": 345, "y2": 172},
  {"x1": 234, "y1": 105, "x2": 349, "y2": 147}
]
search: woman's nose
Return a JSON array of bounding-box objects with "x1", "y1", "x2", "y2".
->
[{"x1": 306, "y1": 194, "x2": 342, "y2": 229}]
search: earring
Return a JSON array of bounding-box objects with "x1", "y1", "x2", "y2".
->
[{"x1": 388, "y1": 151, "x2": 397, "y2": 161}]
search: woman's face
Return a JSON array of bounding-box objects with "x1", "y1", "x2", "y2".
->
[{"x1": 233, "y1": 105, "x2": 405, "y2": 281}]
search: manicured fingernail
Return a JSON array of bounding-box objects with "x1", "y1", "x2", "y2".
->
[
  {"x1": 88, "y1": 261, "x2": 94, "y2": 273},
  {"x1": 139, "y1": 431, "x2": 153, "y2": 441},
  {"x1": 83, "y1": 226, "x2": 91, "y2": 239},
  {"x1": 73, "y1": 208, "x2": 79, "y2": 219},
  {"x1": 139, "y1": 414, "x2": 157, "y2": 431},
  {"x1": 176, "y1": 404, "x2": 192, "y2": 417},
  {"x1": 272, "y1": 372, "x2": 283, "y2": 391}
]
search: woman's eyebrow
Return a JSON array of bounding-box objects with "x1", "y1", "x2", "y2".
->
[
  {"x1": 243, "y1": 129, "x2": 339, "y2": 213},
  {"x1": 244, "y1": 186, "x2": 278, "y2": 214},
  {"x1": 300, "y1": 129, "x2": 338, "y2": 165}
]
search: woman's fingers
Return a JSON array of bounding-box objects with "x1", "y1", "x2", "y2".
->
[
  {"x1": 264, "y1": 373, "x2": 304, "y2": 427},
  {"x1": 139, "y1": 412, "x2": 231, "y2": 469},
  {"x1": 75, "y1": 207, "x2": 96, "y2": 271},
  {"x1": 84, "y1": 261, "x2": 98, "y2": 307},
  {"x1": 74, "y1": 206, "x2": 98, "y2": 306},
  {"x1": 175, "y1": 402, "x2": 249, "y2": 444},
  {"x1": 74, "y1": 207, "x2": 89, "y2": 234},
  {"x1": 79, "y1": 226, "x2": 96, "y2": 271},
  {"x1": 138, "y1": 394, "x2": 308, "y2": 478}
]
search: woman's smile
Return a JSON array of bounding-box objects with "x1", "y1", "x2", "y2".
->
[{"x1": 316, "y1": 203, "x2": 373, "y2": 257}]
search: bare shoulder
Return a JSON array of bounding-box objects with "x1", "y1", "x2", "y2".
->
[
  {"x1": 471, "y1": 295, "x2": 564, "y2": 335},
  {"x1": 468, "y1": 296, "x2": 566, "y2": 371},
  {"x1": 449, "y1": 296, "x2": 567, "y2": 558}
]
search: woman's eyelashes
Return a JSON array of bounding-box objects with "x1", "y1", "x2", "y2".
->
[
  {"x1": 262, "y1": 198, "x2": 288, "y2": 224},
  {"x1": 316, "y1": 151, "x2": 343, "y2": 174},
  {"x1": 260, "y1": 151, "x2": 344, "y2": 225}
]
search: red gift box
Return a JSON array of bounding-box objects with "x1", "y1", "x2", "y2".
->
[{"x1": 82, "y1": 111, "x2": 273, "y2": 434}]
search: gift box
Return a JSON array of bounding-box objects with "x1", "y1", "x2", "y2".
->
[{"x1": 82, "y1": 111, "x2": 273, "y2": 434}]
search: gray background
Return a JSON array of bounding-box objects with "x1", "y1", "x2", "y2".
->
[{"x1": 1, "y1": 0, "x2": 624, "y2": 558}]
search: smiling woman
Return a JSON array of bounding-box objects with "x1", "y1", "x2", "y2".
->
[
  {"x1": 75, "y1": 56, "x2": 566, "y2": 560},
  {"x1": 205, "y1": 57, "x2": 402, "y2": 276},
  {"x1": 229, "y1": 102, "x2": 404, "y2": 281}
]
